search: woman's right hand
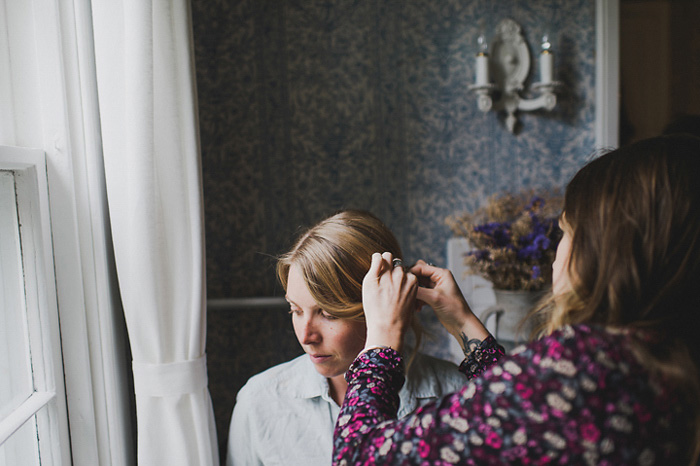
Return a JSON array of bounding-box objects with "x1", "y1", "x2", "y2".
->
[
  {"x1": 410, "y1": 260, "x2": 490, "y2": 353},
  {"x1": 361, "y1": 252, "x2": 418, "y2": 353}
]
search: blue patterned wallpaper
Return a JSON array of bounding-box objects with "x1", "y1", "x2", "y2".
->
[
  {"x1": 193, "y1": 1, "x2": 596, "y2": 458},
  {"x1": 194, "y1": 0, "x2": 595, "y2": 299}
]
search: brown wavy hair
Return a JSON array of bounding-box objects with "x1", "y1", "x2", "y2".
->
[
  {"x1": 277, "y1": 210, "x2": 422, "y2": 361},
  {"x1": 542, "y1": 135, "x2": 700, "y2": 463}
]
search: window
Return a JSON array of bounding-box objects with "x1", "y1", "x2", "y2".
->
[
  {"x1": 2, "y1": 0, "x2": 135, "y2": 461},
  {"x1": 0, "y1": 146, "x2": 70, "y2": 465}
]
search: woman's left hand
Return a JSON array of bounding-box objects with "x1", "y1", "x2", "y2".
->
[{"x1": 361, "y1": 252, "x2": 418, "y2": 353}]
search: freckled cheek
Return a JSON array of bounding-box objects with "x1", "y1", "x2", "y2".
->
[{"x1": 334, "y1": 327, "x2": 364, "y2": 353}]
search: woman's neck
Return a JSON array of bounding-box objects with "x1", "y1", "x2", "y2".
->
[{"x1": 328, "y1": 374, "x2": 349, "y2": 406}]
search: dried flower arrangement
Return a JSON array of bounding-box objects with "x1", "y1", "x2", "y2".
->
[{"x1": 446, "y1": 189, "x2": 563, "y2": 291}]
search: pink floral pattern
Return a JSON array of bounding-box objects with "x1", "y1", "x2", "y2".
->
[{"x1": 333, "y1": 325, "x2": 691, "y2": 465}]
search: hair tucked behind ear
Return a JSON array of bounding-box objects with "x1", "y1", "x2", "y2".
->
[
  {"x1": 277, "y1": 210, "x2": 423, "y2": 364},
  {"x1": 541, "y1": 135, "x2": 700, "y2": 464}
]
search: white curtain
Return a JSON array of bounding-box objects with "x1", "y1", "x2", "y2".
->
[{"x1": 92, "y1": 0, "x2": 218, "y2": 464}]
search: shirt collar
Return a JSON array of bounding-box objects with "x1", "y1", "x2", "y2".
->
[
  {"x1": 288, "y1": 354, "x2": 335, "y2": 403},
  {"x1": 286, "y1": 352, "x2": 450, "y2": 417}
]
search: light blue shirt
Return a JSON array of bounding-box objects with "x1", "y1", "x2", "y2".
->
[{"x1": 226, "y1": 351, "x2": 466, "y2": 466}]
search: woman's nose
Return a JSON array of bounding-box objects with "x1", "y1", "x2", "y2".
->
[{"x1": 299, "y1": 316, "x2": 321, "y2": 345}]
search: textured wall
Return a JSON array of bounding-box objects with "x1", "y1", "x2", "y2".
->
[
  {"x1": 194, "y1": 0, "x2": 596, "y2": 298},
  {"x1": 192, "y1": 0, "x2": 597, "y2": 460}
]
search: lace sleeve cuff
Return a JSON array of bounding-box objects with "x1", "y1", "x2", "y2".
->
[{"x1": 458, "y1": 335, "x2": 505, "y2": 379}]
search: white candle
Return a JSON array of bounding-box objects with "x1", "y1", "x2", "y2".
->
[
  {"x1": 540, "y1": 50, "x2": 553, "y2": 84},
  {"x1": 476, "y1": 53, "x2": 489, "y2": 86},
  {"x1": 539, "y1": 34, "x2": 553, "y2": 84}
]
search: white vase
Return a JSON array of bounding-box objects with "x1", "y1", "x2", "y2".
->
[{"x1": 480, "y1": 289, "x2": 543, "y2": 349}]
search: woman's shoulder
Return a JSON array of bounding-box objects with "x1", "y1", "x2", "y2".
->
[
  {"x1": 404, "y1": 351, "x2": 465, "y2": 395},
  {"x1": 411, "y1": 351, "x2": 460, "y2": 373},
  {"x1": 509, "y1": 323, "x2": 644, "y2": 377},
  {"x1": 395, "y1": 351, "x2": 464, "y2": 417},
  {"x1": 545, "y1": 323, "x2": 635, "y2": 350}
]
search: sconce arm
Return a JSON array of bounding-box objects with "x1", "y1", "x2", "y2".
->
[{"x1": 518, "y1": 92, "x2": 556, "y2": 112}]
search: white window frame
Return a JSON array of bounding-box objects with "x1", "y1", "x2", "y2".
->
[
  {"x1": 0, "y1": 146, "x2": 70, "y2": 465},
  {"x1": 1, "y1": 0, "x2": 134, "y2": 464},
  {"x1": 596, "y1": 0, "x2": 620, "y2": 150}
]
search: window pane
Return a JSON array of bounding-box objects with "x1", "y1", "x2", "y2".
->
[
  {"x1": 0, "y1": 171, "x2": 33, "y2": 419},
  {"x1": 0, "y1": 416, "x2": 40, "y2": 466}
]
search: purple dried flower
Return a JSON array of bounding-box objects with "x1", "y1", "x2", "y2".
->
[
  {"x1": 447, "y1": 189, "x2": 563, "y2": 291},
  {"x1": 473, "y1": 221, "x2": 512, "y2": 247}
]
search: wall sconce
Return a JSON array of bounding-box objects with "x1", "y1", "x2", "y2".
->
[{"x1": 468, "y1": 19, "x2": 561, "y2": 133}]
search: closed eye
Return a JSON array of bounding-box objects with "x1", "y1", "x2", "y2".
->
[{"x1": 286, "y1": 300, "x2": 302, "y2": 316}]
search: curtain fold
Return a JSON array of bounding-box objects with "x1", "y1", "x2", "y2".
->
[{"x1": 92, "y1": 0, "x2": 218, "y2": 464}]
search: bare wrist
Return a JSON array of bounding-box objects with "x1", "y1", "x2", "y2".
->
[
  {"x1": 455, "y1": 314, "x2": 489, "y2": 338},
  {"x1": 364, "y1": 330, "x2": 404, "y2": 354}
]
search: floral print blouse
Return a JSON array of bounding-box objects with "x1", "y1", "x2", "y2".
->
[{"x1": 333, "y1": 324, "x2": 691, "y2": 465}]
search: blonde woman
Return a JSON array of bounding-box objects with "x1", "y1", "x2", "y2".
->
[{"x1": 226, "y1": 210, "x2": 465, "y2": 466}]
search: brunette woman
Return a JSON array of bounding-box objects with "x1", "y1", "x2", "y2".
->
[{"x1": 335, "y1": 135, "x2": 700, "y2": 465}]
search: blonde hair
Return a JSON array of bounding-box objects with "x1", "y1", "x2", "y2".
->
[{"x1": 278, "y1": 210, "x2": 423, "y2": 360}]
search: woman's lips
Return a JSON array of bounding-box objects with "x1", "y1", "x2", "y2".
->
[{"x1": 309, "y1": 354, "x2": 331, "y2": 363}]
